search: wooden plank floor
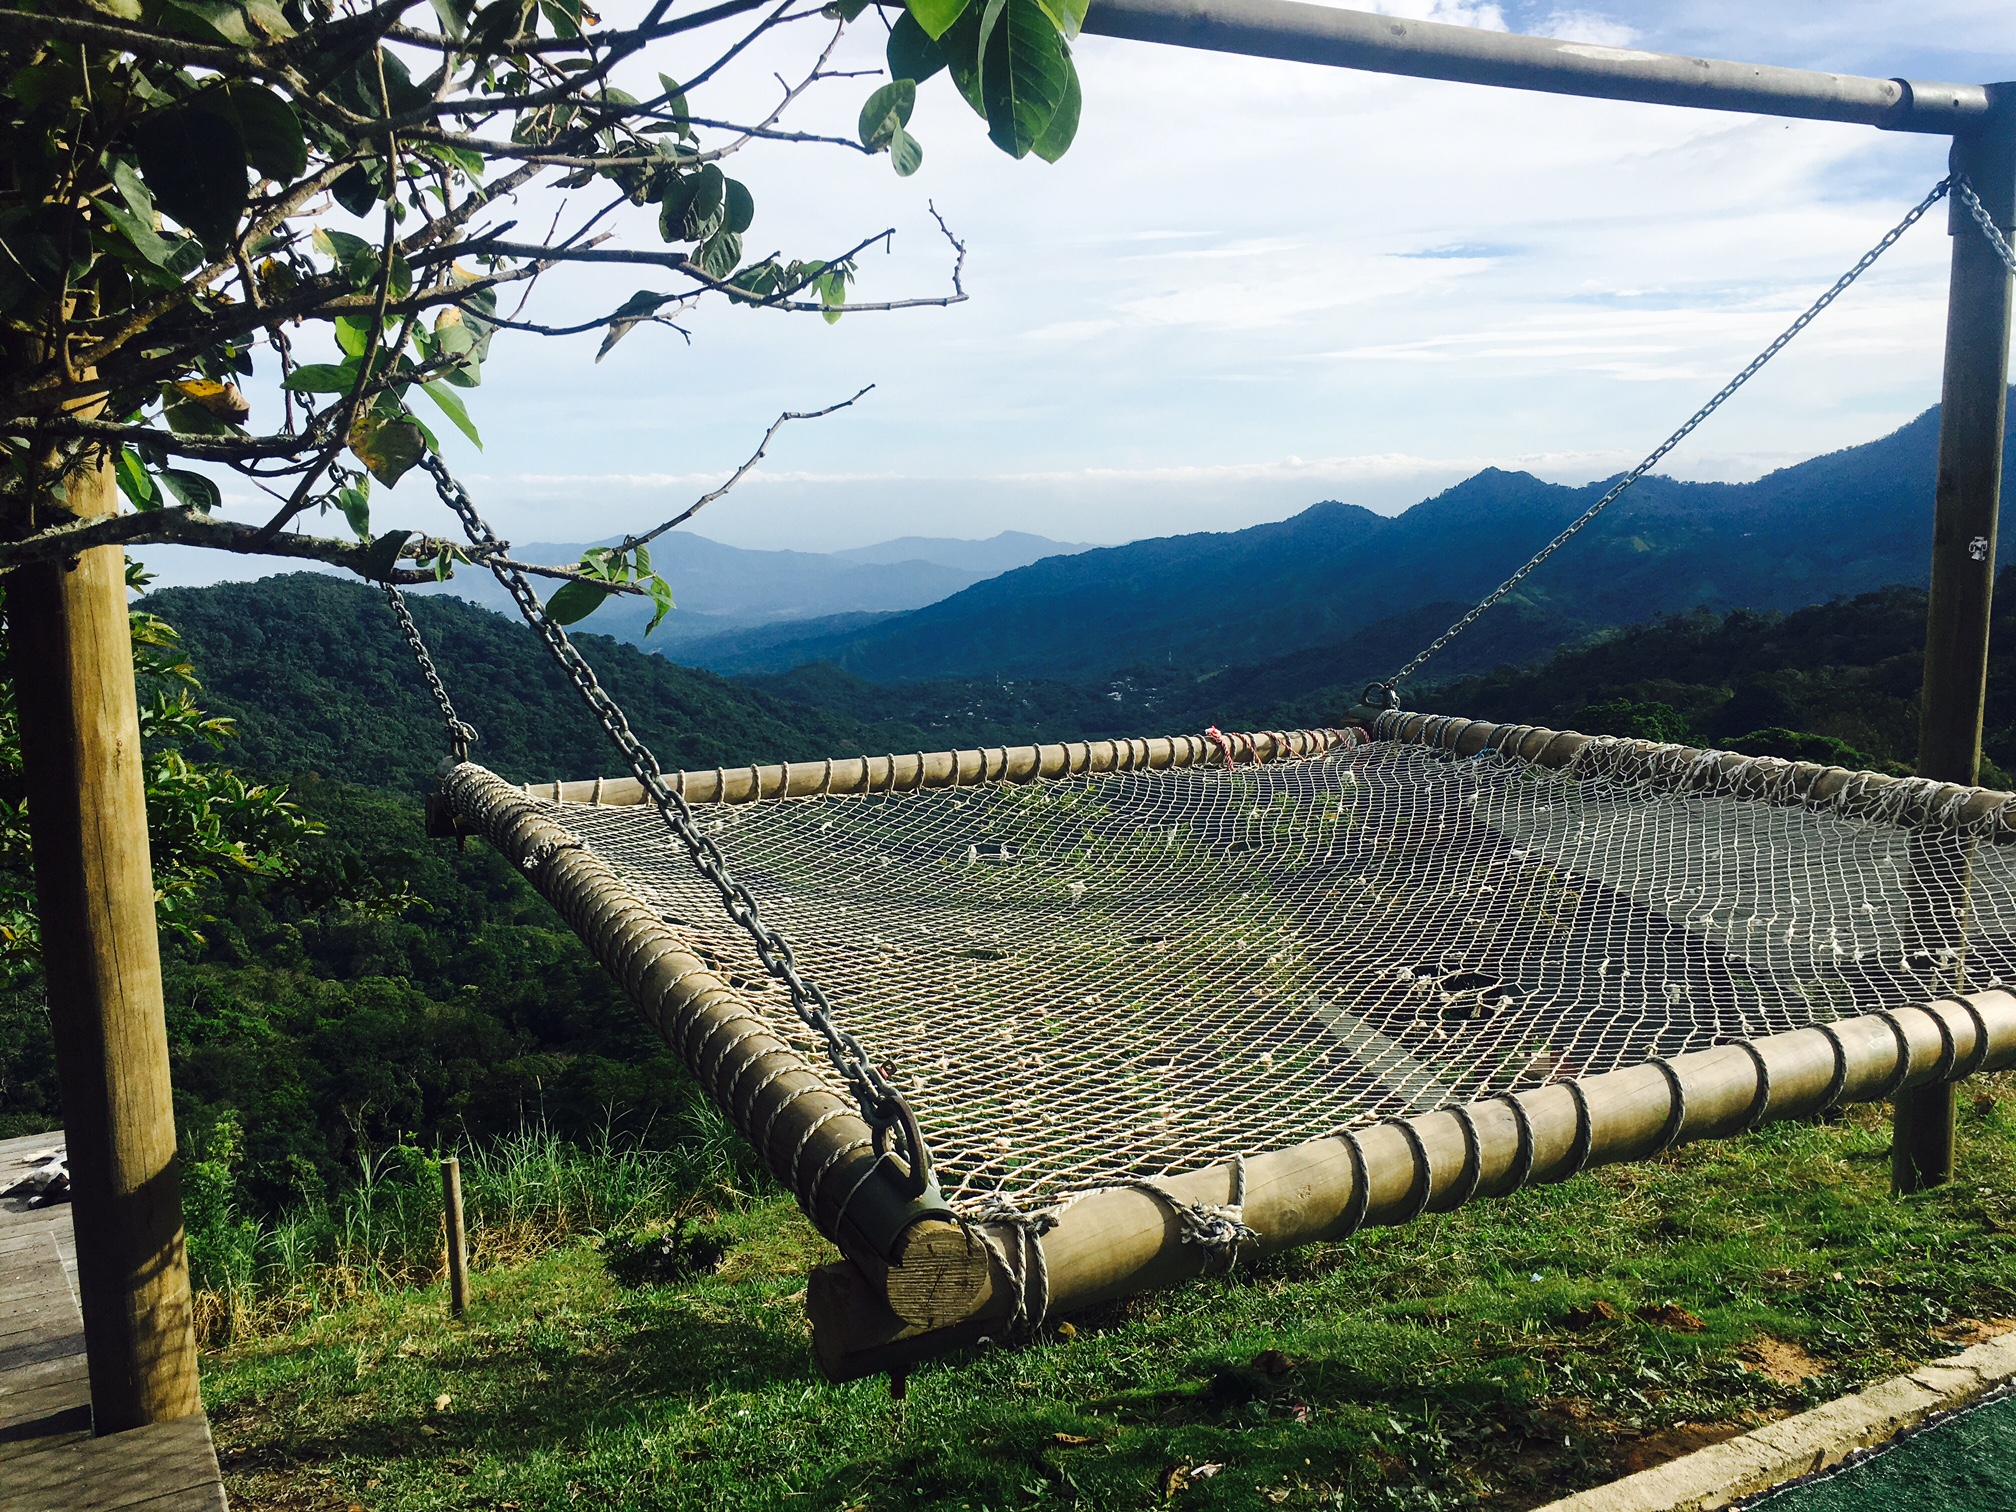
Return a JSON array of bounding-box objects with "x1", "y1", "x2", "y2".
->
[{"x1": 0, "y1": 1130, "x2": 227, "y2": 1510}]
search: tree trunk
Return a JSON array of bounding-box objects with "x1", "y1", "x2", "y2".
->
[{"x1": 10, "y1": 446, "x2": 201, "y2": 1430}]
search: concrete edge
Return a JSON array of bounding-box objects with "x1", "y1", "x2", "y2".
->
[{"x1": 1535, "y1": 1330, "x2": 2016, "y2": 1512}]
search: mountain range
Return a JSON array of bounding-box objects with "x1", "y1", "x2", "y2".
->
[
  {"x1": 409, "y1": 529, "x2": 1090, "y2": 654},
  {"x1": 684, "y1": 402, "x2": 2007, "y2": 690}
]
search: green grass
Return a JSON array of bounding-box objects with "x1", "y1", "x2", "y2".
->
[{"x1": 204, "y1": 1087, "x2": 2016, "y2": 1512}]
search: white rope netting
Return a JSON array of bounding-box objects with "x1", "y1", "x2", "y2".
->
[{"x1": 538, "y1": 738, "x2": 2016, "y2": 1213}]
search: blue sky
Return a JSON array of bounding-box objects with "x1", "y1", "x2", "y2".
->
[{"x1": 172, "y1": 1, "x2": 2016, "y2": 582}]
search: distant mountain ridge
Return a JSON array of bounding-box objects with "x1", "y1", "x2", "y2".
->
[
  {"x1": 408, "y1": 528, "x2": 1091, "y2": 653},
  {"x1": 691, "y1": 403, "x2": 2004, "y2": 686}
]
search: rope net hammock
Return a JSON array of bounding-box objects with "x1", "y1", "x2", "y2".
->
[{"x1": 494, "y1": 717, "x2": 2016, "y2": 1217}]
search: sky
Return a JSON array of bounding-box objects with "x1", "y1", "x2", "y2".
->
[{"x1": 158, "y1": 0, "x2": 2016, "y2": 585}]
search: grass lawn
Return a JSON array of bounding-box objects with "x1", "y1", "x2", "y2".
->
[{"x1": 204, "y1": 1085, "x2": 2016, "y2": 1511}]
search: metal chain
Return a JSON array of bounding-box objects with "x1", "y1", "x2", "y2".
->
[
  {"x1": 1956, "y1": 174, "x2": 2016, "y2": 277},
  {"x1": 1367, "y1": 174, "x2": 1954, "y2": 708},
  {"x1": 380, "y1": 583, "x2": 479, "y2": 761},
  {"x1": 412, "y1": 453, "x2": 929, "y2": 1189}
]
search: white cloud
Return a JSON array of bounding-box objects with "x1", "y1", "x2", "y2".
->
[{"x1": 1538, "y1": 10, "x2": 1640, "y2": 46}]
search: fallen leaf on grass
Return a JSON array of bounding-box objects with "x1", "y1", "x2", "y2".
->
[
  {"x1": 433, "y1": 1392, "x2": 452, "y2": 1412},
  {"x1": 1056, "y1": 1321, "x2": 1078, "y2": 1340},
  {"x1": 419, "y1": 1423, "x2": 443, "y2": 1437},
  {"x1": 1634, "y1": 1302, "x2": 1704, "y2": 1332},
  {"x1": 1250, "y1": 1348, "x2": 1294, "y2": 1375},
  {"x1": 1054, "y1": 1432, "x2": 1097, "y2": 1446},
  {"x1": 1263, "y1": 1490, "x2": 1290, "y2": 1506},
  {"x1": 1192, "y1": 1463, "x2": 1222, "y2": 1479},
  {"x1": 1163, "y1": 1464, "x2": 1190, "y2": 1499}
]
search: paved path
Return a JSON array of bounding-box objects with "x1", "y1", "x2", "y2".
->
[{"x1": 0, "y1": 1129, "x2": 227, "y2": 1510}]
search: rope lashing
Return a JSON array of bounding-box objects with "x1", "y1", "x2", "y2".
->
[
  {"x1": 967, "y1": 1197, "x2": 1059, "y2": 1346},
  {"x1": 385, "y1": 454, "x2": 937, "y2": 1202},
  {"x1": 1130, "y1": 1154, "x2": 1259, "y2": 1272},
  {"x1": 1366, "y1": 173, "x2": 1955, "y2": 710}
]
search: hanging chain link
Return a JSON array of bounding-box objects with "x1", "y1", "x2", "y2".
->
[
  {"x1": 409, "y1": 453, "x2": 930, "y2": 1192},
  {"x1": 1956, "y1": 174, "x2": 2016, "y2": 277},
  {"x1": 1367, "y1": 174, "x2": 1955, "y2": 709},
  {"x1": 380, "y1": 582, "x2": 478, "y2": 761}
]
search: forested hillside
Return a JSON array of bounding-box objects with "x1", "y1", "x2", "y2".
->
[{"x1": 706, "y1": 402, "x2": 2010, "y2": 685}]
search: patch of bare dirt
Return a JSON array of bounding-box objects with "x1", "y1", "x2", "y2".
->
[
  {"x1": 1739, "y1": 1336, "x2": 1828, "y2": 1384},
  {"x1": 1633, "y1": 1303, "x2": 1704, "y2": 1333},
  {"x1": 1614, "y1": 1422, "x2": 1748, "y2": 1476},
  {"x1": 1931, "y1": 1316, "x2": 2016, "y2": 1346}
]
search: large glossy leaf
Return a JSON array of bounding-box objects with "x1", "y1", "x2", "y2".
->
[
  {"x1": 857, "y1": 80, "x2": 916, "y2": 150},
  {"x1": 724, "y1": 179, "x2": 755, "y2": 234},
  {"x1": 978, "y1": 0, "x2": 1071, "y2": 159},
  {"x1": 907, "y1": 0, "x2": 970, "y2": 39},
  {"x1": 545, "y1": 579, "x2": 612, "y2": 625},
  {"x1": 1032, "y1": 0, "x2": 1086, "y2": 39},
  {"x1": 938, "y1": 3, "x2": 989, "y2": 118},
  {"x1": 360, "y1": 529, "x2": 413, "y2": 581},
  {"x1": 1031, "y1": 53, "x2": 1081, "y2": 162},
  {"x1": 113, "y1": 448, "x2": 159, "y2": 511},
  {"x1": 420, "y1": 380, "x2": 482, "y2": 446},
  {"x1": 887, "y1": 11, "x2": 948, "y2": 85},
  {"x1": 159, "y1": 469, "x2": 221, "y2": 512},
  {"x1": 133, "y1": 107, "x2": 247, "y2": 250},
  {"x1": 596, "y1": 290, "x2": 675, "y2": 361},
  {"x1": 335, "y1": 485, "x2": 371, "y2": 538},
  {"x1": 212, "y1": 84, "x2": 306, "y2": 182},
  {"x1": 696, "y1": 228, "x2": 742, "y2": 280},
  {"x1": 889, "y1": 126, "x2": 924, "y2": 177},
  {"x1": 348, "y1": 414, "x2": 426, "y2": 486},
  {"x1": 282, "y1": 362, "x2": 357, "y2": 393}
]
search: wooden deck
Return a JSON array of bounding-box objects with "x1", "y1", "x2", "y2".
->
[{"x1": 0, "y1": 1129, "x2": 227, "y2": 1510}]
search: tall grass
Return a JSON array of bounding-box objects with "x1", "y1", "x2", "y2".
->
[{"x1": 185, "y1": 1105, "x2": 763, "y2": 1345}]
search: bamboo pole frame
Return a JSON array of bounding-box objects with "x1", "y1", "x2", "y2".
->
[
  {"x1": 514, "y1": 728, "x2": 1355, "y2": 809},
  {"x1": 443, "y1": 730, "x2": 1348, "y2": 1327},
  {"x1": 808, "y1": 993, "x2": 2016, "y2": 1380}
]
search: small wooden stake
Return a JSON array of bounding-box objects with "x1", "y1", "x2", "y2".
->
[{"x1": 442, "y1": 1157, "x2": 469, "y2": 1317}]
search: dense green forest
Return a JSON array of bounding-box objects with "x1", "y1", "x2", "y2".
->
[{"x1": 10, "y1": 566, "x2": 2016, "y2": 1226}]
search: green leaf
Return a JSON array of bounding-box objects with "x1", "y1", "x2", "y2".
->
[
  {"x1": 979, "y1": 0, "x2": 1070, "y2": 159},
  {"x1": 887, "y1": 11, "x2": 948, "y2": 85},
  {"x1": 596, "y1": 289, "x2": 675, "y2": 360},
  {"x1": 939, "y1": 2, "x2": 989, "y2": 117},
  {"x1": 158, "y1": 468, "x2": 221, "y2": 512},
  {"x1": 114, "y1": 448, "x2": 159, "y2": 511},
  {"x1": 1032, "y1": 0, "x2": 1086, "y2": 40},
  {"x1": 724, "y1": 179, "x2": 755, "y2": 235},
  {"x1": 360, "y1": 529, "x2": 413, "y2": 582},
  {"x1": 696, "y1": 228, "x2": 742, "y2": 281},
  {"x1": 643, "y1": 574, "x2": 675, "y2": 634},
  {"x1": 92, "y1": 186, "x2": 182, "y2": 268},
  {"x1": 332, "y1": 162, "x2": 377, "y2": 216},
  {"x1": 857, "y1": 79, "x2": 916, "y2": 151},
  {"x1": 348, "y1": 414, "x2": 426, "y2": 486},
  {"x1": 132, "y1": 106, "x2": 248, "y2": 250},
  {"x1": 420, "y1": 379, "x2": 482, "y2": 447},
  {"x1": 337, "y1": 484, "x2": 371, "y2": 539},
  {"x1": 334, "y1": 315, "x2": 372, "y2": 358},
  {"x1": 430, "y1": 0, "x2": 471, "y2": 38},
  {"x1": 282, "y1": 362, "x2": 357, "y2": 393},
  {"x1": 889, "y1": 124, "x2": 924, "y2": 176},
  {"x1": 825, "y1": 0, "x2": 872, "y2": 16},
  {"x1": 907, "y1": 0, "x2": 971, "y2": 40},
  {"x1": 1031, "y1": 52, "x2": 1080, "y2": 162},
  {"x1": 312, "y1": 227, "x2": 379, "y2": 288},
  {"x1": 212, "y1": 84, "x2": 306, "y2": 182},
  {"x1": 545, "y1": 579, "x2": 612, "y2": 626}
]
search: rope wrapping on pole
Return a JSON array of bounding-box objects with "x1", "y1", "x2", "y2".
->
[{"x1": 1369, "y1": 174, "x2": 1956, "y2": 707}]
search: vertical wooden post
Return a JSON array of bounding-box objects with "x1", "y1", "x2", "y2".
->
[
  {"x1": 10, "y1": 449, "x2": 201, "y2": 1429},
  {"x1": 441, "y1": 1156, "x2": 469, "y2": 1317},
  {"x1": 1902, "y1": 85, "x2": 2016, "y2": 1194}
]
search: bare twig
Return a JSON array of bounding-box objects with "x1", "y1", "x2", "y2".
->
[{"x1": 610, "y1": 384, "x2": 874, "y2": 553}]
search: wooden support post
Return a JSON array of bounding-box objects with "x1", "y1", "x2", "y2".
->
[
  {"x1": 442, "y1": 1157, "x2": 469, "y2": 1317},
  {"x1": 10, "y1": 448, "x2": 201, "y2": 1431},
  {"x1": 1901, "y1": 85, "x2": 2016, "y2": 1195}
]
